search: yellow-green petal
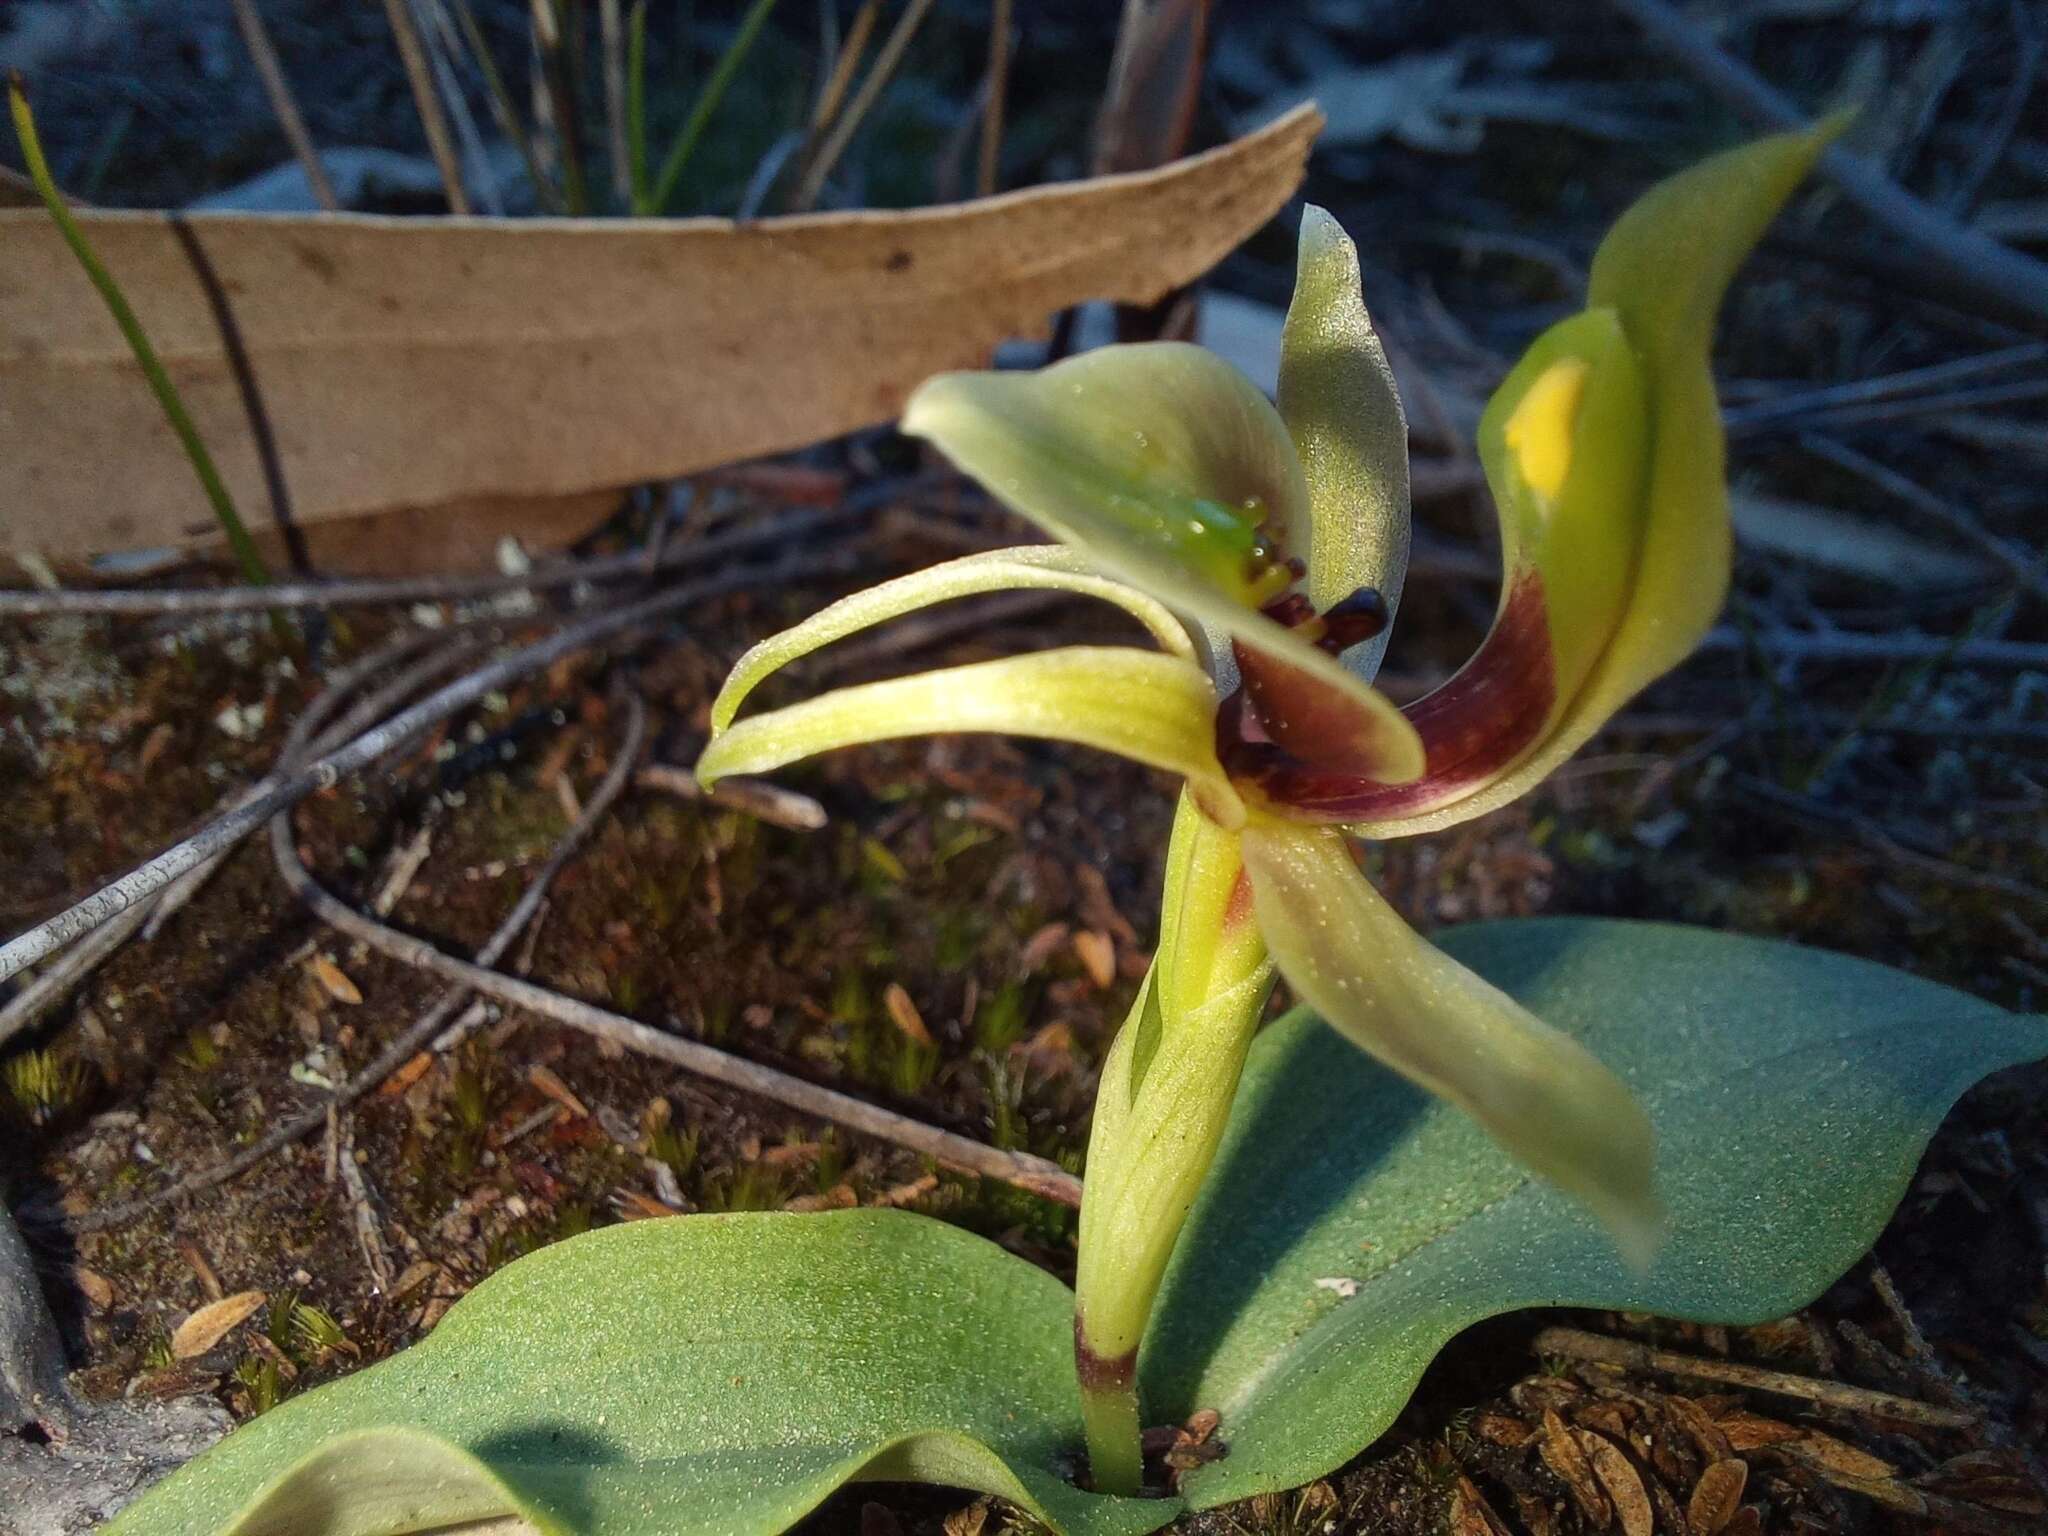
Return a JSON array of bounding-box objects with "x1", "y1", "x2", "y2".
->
[
  {"x1": 707, "y1": 547, "x2": 1195, "y2": 735},
  {"x1": 1344, "y1": 124, "x2": 1833, "y2": 837},
  {"x1": 904, "y1": 347, "x2": 1425, "y2": 786},
  {"x1": 1240, "y1": 820, "x2": 1662, "y2": 1264},
  {"x1": 1279, "y1": 205, "x2": 1410, "y2": 683},
  {"x1": 696, "y1": 646, "x2": 1244, "y2": 827}
]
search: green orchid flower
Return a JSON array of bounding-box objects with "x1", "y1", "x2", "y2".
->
[{"x1": 699, "y1": 125, "x2": 1829, "y2": 1494}]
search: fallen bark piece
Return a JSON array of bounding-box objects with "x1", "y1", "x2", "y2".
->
[{"x1": 0, "y1": 107, "x2": 1319, "y2": 560}]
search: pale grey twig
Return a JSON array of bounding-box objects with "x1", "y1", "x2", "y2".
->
[
  {"x1": 0, "y1": 552, "x2": 858, "y2": 984},
  {"x1": 1722, "y1": 343, "x2": 2048, "y2": 433},
  {"x1": 64, "y1": 694, "x2": 649, "y2": 1234},
  {"x1": 227, "y1": 0, "x2": 338, "y2": 211},
  {"x1": 1799, "y1": 435, "x2": 2048, "y2": 602},
  {"x1": 0, "y1": 505, "x2": 844, "y2": 617}
]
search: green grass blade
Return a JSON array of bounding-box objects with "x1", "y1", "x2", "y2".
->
[
  {"x1": 646, "y1": 0, "x2": 780, "y2": 216},
  {"x1": 627, "y1": 0, "x2": 649, "y2": 211},
  {"x1": 8, "y1": 76, "x2": 271, "y2": 589}
]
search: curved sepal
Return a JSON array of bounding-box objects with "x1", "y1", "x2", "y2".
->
[
  {"x1": 698, "y1": 646, "x2": 1244, "y2": 827},
  {"x1": 709, "y1": 547, "x2": 1195, "y2": 735},
  {"x1": 905, "y1": 347, "x2": 1424, "y2": 787},
  {"x1": 1280, "y1": 205, "x2": 1411, "y2": 683},
  {"x1": 1340, "y1": 124, "x2": 1833, "y2": 836},
  {"x1": 1239, "y1": 822, "x2": 1661, "y2": 1263}
]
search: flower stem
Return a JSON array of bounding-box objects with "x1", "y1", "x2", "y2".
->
[
  {"x1": 1078, "y1": 1362, "x2": 1144, "y2": 1497},
  {"x1": 1072, "y1": 792, "x2": 1272, "y2": 1494}
]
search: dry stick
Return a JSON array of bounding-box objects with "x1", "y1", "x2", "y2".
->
[
  {"x1": 68, "y1": 696, "x2": 650, "y2": 1234},
  {"x1": 599, "y1": 0, "x2": 630, "y2": 204},
  {"x1": 1722, "y1": 343, "x2": 2048, "y2": 432},
  {"x1": 0, "y1": 551, "x2": 857, "y2": 984},
  {"x1": 977, "y1": 0, "x2": 1012, "y2": 199},
  {"x1": 1697, "y1": 627, "x2": 2048, "y2": 670},
  {"x1": 633, "y1": 764, "x2": 827, "y2": 831},
  {"x1": 226, "y1": 0, "x2": 337, "y2": 211},
  {"x1": 268, "y1": 825, "x2": 1082, "y2": 1209},
  {"x1": 0, "y1": 626, "x2": 455, "y2": 1047},
  {"x1": 381, "y1": 0, "x2": 472, "y2": 213},
  {"x1": 1601, "y1": 0, "x2": 2048, "y2": 328},
  {"x1": 789, "y1": 0, "x2": 938, "y2": 211},
  {"x1": 1531, "y1": 1327, "x2": 1977, "y2": 1431},
  {"x1": 135, "y1": 626, "x2": 508, "y2": 944},
  {"x1": 1798, "y1": 435, "x2": 2048, "y2": 603},
  {"x1": 0, "y1": 502, "x2": 855, "y2": 617}
]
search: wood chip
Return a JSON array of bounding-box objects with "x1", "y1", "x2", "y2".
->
[
  {"x1": 882, "y1": 983, "x2": 933, "y2": 1046},
  {"x1": 377, "y1": 1051, "x2": 436, "y2": 1099},
  {"x1": 309, "y1": 954, "x2": 364, "y2": 1006},
  {"x1": 177, "y1": 1241, "x2": 223, "y2": 1301},
  {"x1": 1689, "y1": 1459, "x2": 1749, "y2": 1535},
  {"x1": 1668, "y1": 1396, "x2": 1735, "y2": 1462},
  {"x1": 1540, "y1": 1408, "x2": 1612, "y2": 1529},
  {"x1": 1579, "y1": 1429, "x2": 1654, "y2": 1536},
  {"x1": 526, "y1": 1064, "x2": 590, "y2": 1119},
  {"x1": 1072, "y1": 929, "x2": 1117, "y2": 989},
  {"x1": 1784, "y1": 1430, "x2": 1895, "y2": 1481},
  {"x1": 1473, "y1": 1411, "x2": 1536, "y2": 1448},
  {"x1": 1018, "y1": 921, "x2": 1071, "y2": 972},
  {"x1": 876, "y1": 1173, "x2": 938, "y2": 1207},
  {"x1": 785, "y1": 1184, "x2": 858, "y2": 1213},
  {"x1": 943, "y1": 1498, "x2": 991, "y2": 1536},
  {"x1": 1713, "y1": 1409, "x2": 1802, "y2": 1452},
  {"x1": 170, "y1": 1289, "x2": 267, "y2": 1359},
  {"x1": 72, "y1": 1266, "x2": 113, "y2": 1310},
  {"x1": 1453, "y1": 1476, "x2": 1517, "y2": 1536}
]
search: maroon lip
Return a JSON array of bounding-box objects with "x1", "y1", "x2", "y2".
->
[{"x1": 1218, "y1": 574, "x2": 1556, "y2": 824}]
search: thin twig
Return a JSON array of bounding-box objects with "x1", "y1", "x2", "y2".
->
[
  {"x1": 64, "y1": 695, "x2": 650, "y2": 1234},
  {"x1": 1531, "y1": 1326, "x2": 1978, "y2": 1430},
  {"x1": 267, "y1": 801, "x2": 1084, "y2": 1208},
  {"x1": 789, "y1": 0, "x2": 938, "y2": 211},
  {"x1": 0, "y1": 551, "x2": 861, "y2": 984},
  {"x1": 447, "y1": 0, "x2": 556, "y2": 210},
  {"x1": 1698, "y1": 627, "x2": 2048, "y2": 670},
  {"x1": 0, "y1": 503, "x2": 850, "y2": 616},
  {"x1": 1722, "y1": 344, "x2": 2048, "y2": 433},
  {"x1": 977, "y1": 0, "x2": 1012, "y2": 199},
  {"x1": 599, "y1": 0, "x2": 631, "y2": 206},
  {"x1": 1798, "y1": 435, "x2": 2048, "y2": 603},
  {"x1": 1601, "y1": 0, "x2": 2048, "y2": 327},
  {"x1": 380, "y1": 0, "x2": 472, "y2": 213},
  {"x1": 634, "y1": 763, "x2": 826, "y2": 830},
  {"x1": 226, "y1": 0, "x2": 338, "y2": 211}
]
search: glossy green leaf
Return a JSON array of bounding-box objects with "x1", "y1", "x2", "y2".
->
[
  {"x1": 708, "y1": 547, "x2": 1195, "y2": 736},
  {"x1": 1143, "y1": 918, "x2": 2041, "y2": 1509},
  {"x1": 1278, "y1": 205, "x2": 1411, "y2": 684},
  {"x1": 106, "y1": 1212, "x2": 1175, "y2": 1536},
  {"x1": 696, "y1": 645, "x2": 1244, "y2": 827}
]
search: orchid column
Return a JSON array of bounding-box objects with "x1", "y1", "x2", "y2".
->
[{"x1": 699, "y1": 127, "x2": 1832, "y2": 1495}]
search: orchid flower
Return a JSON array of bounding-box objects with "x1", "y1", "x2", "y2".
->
[{"x1": 698, "y1": 126, "x2": 1828, "y2": 1493}]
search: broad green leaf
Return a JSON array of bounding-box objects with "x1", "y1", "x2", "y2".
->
[
  {"x1": 1143, "y1": 917, "x2": 2041, "y2": 1509},
  {"x1": 696, "y1": 645, "x2": 1245, "y2": 827},
  {"x1": 1239, "y1": 824, "x2": 1661, "y2": 1261},
  {"x1": 1349, "y1": 125, "x2": 1833, "y2": 837},
  {"x1": 107, "y1": 1212, "x2": 1175, "y2": 1536},
  {"x1": 1278, "y1": 205, "x2": 1410, "y2": 684},
  {"x1": 904, "y1": 347, "x2": 1425, "y2": 787},
  {"x1": 708, "y1": 547, "x2": 1195, "y2": 735}
]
